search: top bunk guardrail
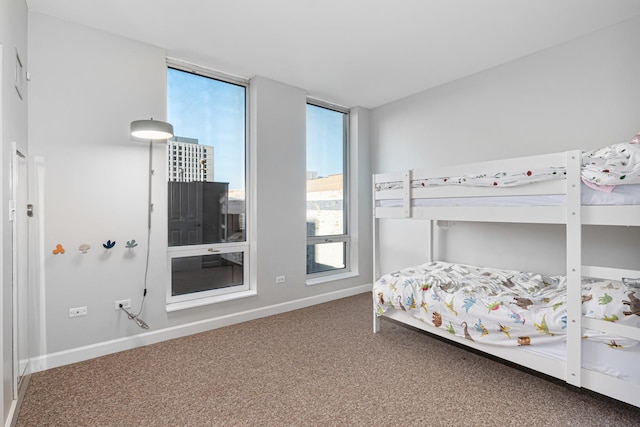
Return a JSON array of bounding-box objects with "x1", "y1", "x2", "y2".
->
[
  {"x1": 373, "y1": 150, "x2": 578, "y2": 223},
  {"x1": 373, "y1": 149, "x2": 640, "y2": 226}
]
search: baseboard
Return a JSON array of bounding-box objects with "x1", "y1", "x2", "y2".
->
[
  {"x1": 6, "y1": 374, "x2": 30, "y2": 427},
  {"x1": 4, "y1": 399, "x2": 17, "y2": 427},
  {"x1": 29, "y1": 284, "x2": 371, "y2": 373}
]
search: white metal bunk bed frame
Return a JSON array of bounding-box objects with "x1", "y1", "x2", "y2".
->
[{"x1": 372, "y1": 149, "x2": 640, "y2": 408}]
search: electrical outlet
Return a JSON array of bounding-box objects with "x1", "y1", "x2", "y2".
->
[
  {"x1": 115, "y1": 299, "x2": 132, "y2": 310},
  {"x1": 275, "y1": 275, "x2": 286, "y2": 283},
  {"x1": 69, "y1": 306, "x2": 87, "y2": 318}
]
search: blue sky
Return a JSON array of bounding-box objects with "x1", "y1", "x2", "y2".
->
[
  {"x1": 306, "y1": 104, "x2": 345, "y2": 178},
  {"x1": 167, "y1": 68, "x2": 246, "y2": 190}
]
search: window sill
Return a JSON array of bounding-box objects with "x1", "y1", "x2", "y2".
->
[
  {"x1": 306, "y1": 271, "x2": 359, "y2": 286},
  {"x1": 166, "y1": 289, "x2": 257, "y2": 312}
]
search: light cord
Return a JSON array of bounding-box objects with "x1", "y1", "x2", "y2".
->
[
  {"x1": 119, "y1": 305, "x2": 149, "y2": 329},
  {"x1": 134, "y1": 140, "x2": 153, "y2": 318}
]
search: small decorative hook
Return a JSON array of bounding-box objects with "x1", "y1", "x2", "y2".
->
[
  {"x1": 126, "y1": 239, "x2": 138, "y2": 249},
  {"x1": 103, "y1": 240, "x2": 116, "y2": 249},
  {"x1": 78, "y1": 243, "x2": 91, "y2": 254},
  {"x1": 53, "y1": 244, "x2": 65, "y2": 255}
]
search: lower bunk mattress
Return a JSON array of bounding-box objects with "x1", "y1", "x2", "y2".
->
[
  {"x1": 374, "y1": 261, "x2": 640, "y2": 348},
  {"x1": 374, "y1": 261, "x2": 640, "y2": 387},
  {"x1": 380, "y1": 309, "x2": 640, "y2": 386}
]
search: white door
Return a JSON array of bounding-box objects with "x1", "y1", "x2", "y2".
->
[{"x1": 11, "y1": 145, "x2": 29, "y2": 397}]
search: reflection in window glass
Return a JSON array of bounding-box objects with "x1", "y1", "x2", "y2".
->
[
  {"x1": 172, "y1": 253, "x2": 244, "y2": 296},
  {"x1": 306, "y1": 242, "x2": 346, "y2": 274}
]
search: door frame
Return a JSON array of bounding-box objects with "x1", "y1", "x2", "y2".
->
[{"x1": 10, "y1": 142, "x2": 29, "y2": 398}]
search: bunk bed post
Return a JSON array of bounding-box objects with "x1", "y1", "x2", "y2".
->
[
  {"x1": 565, "y1": 150, "x2": 582, "y2": 387},
  {"x1": 402, "y1": 169, "x2": 412, "y2": 218},
  {"x1": 372, "y1": 174, "x2": 378, "y2": 284},
  {"x1": 426, "y1": 220, "x2": 435, "y2": 262},
  {"x1": 373, "y1": 174, "x2": 380, "y2": 333}
]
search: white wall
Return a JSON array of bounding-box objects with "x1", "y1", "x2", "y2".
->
[
  {"x1": 0, "y1": 0, "x2": 28, "y2": 424},
  {"x1": 372, "y1": 16, "x2": 640, "y2": 275},
  {"x1": 27, "y1": 13, "x2": 372, "y2": 370},
  {"x1": 28, "y1": 12, "x2": 169, "y2": 356},
  {"x1": 251, "y1": 76, "x2": 308, "y2": 303},
  {"x1": 350, "y1": 107, "x2": 373, "y2": 280}
]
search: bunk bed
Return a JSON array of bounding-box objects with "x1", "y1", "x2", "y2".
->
[{"x1": 372, "y1": 139, "x2": 640, "y2": 408}]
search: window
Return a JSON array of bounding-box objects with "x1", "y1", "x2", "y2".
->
[
  {"x1": 166, "y1": 61, "x2": 249, "y2": 306},
  {"x1": 306, "y1": 102, "x2": 349, "y2": 277}
]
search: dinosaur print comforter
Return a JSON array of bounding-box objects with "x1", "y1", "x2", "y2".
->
[{"x1": 374, "y1": 262, "x2": 640, "y2": 348}]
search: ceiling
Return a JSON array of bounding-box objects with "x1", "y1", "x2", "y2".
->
[{"x1": 26, "y1": 0, "x2": 640, "y2": 109}]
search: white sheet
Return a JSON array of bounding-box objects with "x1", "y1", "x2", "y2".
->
[
  {"x1": 523, "y1": 339, "x2": 640, "y2": 385},
  {"x1": 376, "y1": 183, "x2": 640, "y2": 208}
]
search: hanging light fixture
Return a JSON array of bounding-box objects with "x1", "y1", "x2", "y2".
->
[{"x1": 130, "y1": 118, "x2": 174, "y2": 140}]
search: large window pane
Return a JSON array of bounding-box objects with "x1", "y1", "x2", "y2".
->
[
  {"x1": 306, "y1": 104, "x2": 346, "y2": 238},
  {"x1": 306, "y1": 103, "x2": 349, "y2": 276},
  {"x1": 167, "y1": 64, "x2": 249, "y2": 302},
  {"x1": 167, "y1": 67, "x2": 246, "y2": 246}
]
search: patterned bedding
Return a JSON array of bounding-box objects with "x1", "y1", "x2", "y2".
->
[
  {"x1": 374, "y1": 261, "x2": 640, "y2": 348},
  {"x1": 375, "y1": 141, "x2": 640, "y2": 192}
]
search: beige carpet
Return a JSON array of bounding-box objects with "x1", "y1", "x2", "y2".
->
[{"x1": 17, "y1": 293, "x2": 640, "y2": 426}]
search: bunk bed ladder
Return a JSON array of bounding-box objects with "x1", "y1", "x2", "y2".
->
[
  {"x1": 373, "y1": 169, "x2": 417, "y2": 333},
  {"x1": 565, "y1": 150, "x2": 582, "y2": 387}
]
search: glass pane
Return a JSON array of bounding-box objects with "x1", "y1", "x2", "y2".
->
[
  {"x1": 171, "y1": 253, "x2": 244, "y2": 296},
  {"x1": 306, "y1": 104, "x2": 346, "y2": 237},
  {"x1": 167, "y1": 68, "x2": 246, "y2": 246},
  {"x1": 168, "y1": 181, "x2": 233, "y2": 246},
  {"x1": 306, "y1": 241, "x2": 346, "y2": 274}
]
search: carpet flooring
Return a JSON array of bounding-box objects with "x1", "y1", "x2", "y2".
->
[{"x1": 16, "y1": 292, "x2": 640, "y2": 426}]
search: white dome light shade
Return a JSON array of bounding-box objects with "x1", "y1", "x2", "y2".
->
[{"x1": 130, "y1": 119, "x2": 174, "y2": 140}]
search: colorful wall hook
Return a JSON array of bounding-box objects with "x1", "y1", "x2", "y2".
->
[
  {"x1": 126, "y1": 239, "x2": 138, "y2": 249},
  {"x1": 103, "y1": 240, "x2": 116, "y2": 249},
  {"x1": 52, "y1": 244, "x2": 65, "y2": 255}
]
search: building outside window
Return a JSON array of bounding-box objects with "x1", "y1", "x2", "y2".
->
[
  {"x1": 166, "y1": 61, "x2": 249, "y2": 306},
  {"x1": 306, "y1": 102, "x2": 350, "y2": 277}
]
